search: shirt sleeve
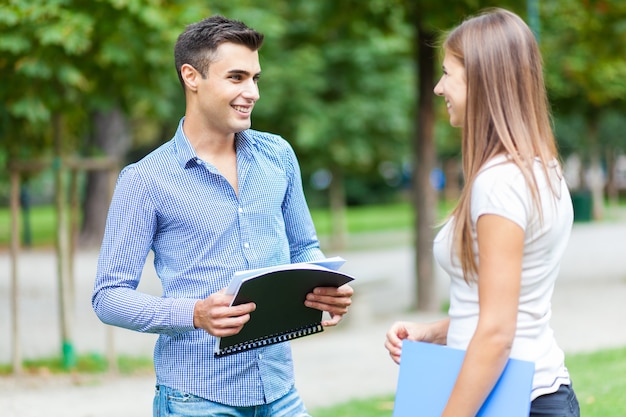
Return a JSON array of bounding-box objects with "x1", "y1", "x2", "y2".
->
[
  {"x1": 470, "y1": 162, "x2": 532, "y2": 231},
  {"x1": 279, "y1": 141, "x2": 325, "y2": 263},
  {"x1": 91, "y1": 165, "x2": 197, "y2": 336}
]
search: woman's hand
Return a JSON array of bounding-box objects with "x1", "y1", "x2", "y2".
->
[{"x1": 385, "y1": 319, "x2": 449, "y2": 364}]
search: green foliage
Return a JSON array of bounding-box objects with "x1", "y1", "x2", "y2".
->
[
  {"x1": 543, "y1": 0, "x2": 626, "y2": 110},
  {"x1": 0, "y1": 0, "x2": 199, "y2": 159},
  {"x1": 0, "y1": 0, "x2": 419, "y2": 206},
  {"x1": 542, "y1": 0, "x2": 626, "y2": 173},
  {"x1": 1, "y1": 0, "x2": 625, "y2": 206},
  {"x1": 247, "y1": 1, "x2": 415, "y2": 181},
  {"x1": 542, "y1": 0, "x2": 626, "y2": 146}
]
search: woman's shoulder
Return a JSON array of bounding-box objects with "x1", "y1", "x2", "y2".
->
[
  {"x1": 475, "y1": 155, "x2": 525, "y2": 189},
  {"x1": 470, "y1": 156, "x2": 532, "y2": 227}
]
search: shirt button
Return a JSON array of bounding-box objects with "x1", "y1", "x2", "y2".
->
[
  {"x1": 243, "y1": 242, "x2": 250, "y2": 248},
  {"x1": 238, "y1": 207, "x2": 243, "y2": 213},
  {"x1": 258, "y1": 354, "x2": 263, "y2": 360}
]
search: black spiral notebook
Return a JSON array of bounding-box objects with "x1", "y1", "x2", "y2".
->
[{"x1": 214, "y1": 257, "x2": 354, "y2": 357}]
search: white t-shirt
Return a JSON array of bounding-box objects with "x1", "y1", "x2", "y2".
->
[{"x1": 433, "y1": 154, "x2": 573, "y2": 400}]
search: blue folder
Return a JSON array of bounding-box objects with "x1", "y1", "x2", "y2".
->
[{"x1": 393, "y1": 341, "x2": 535, "y2": 417}]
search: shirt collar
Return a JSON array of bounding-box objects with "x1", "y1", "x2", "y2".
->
[
  {"x1": 173, "y1": 118, "x2": 198, "y2": 169},
  {"x1": 173, "y1": 117, "x2": 258, "y2": 169}
]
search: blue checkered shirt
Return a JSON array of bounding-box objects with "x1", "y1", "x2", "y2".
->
[{"x1": 92, "y1": 118, "x2": 324, "y2": 407}]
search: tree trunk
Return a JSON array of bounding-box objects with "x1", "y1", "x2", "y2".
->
[
  {"x1": 605, "y1": 146, "x2": 618, "y2": 206},
  {"x1": 412, "y1": 24, "x2": 438, "y2": 312},
  {"x1": 9, "y1": 170, "x2": 22, "y2": 374},
  {"x1": 79, "y1": 107, "x2": 130, "y2": 247},
  {"x1": 586, "y1": 115, "x2": 605, "y2": 220},
  {"x1": 328, "y1": 163, "x2": 348, "y2": 250},
  {"x1": 443, "y1": 158, "x2": 461, "y2": 203}
]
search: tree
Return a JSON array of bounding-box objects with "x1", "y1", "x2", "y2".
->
[
  {"x1": 0, "y1": 0, "x2": 211, "y2": 370},
  {"x1": 0, "y1": 0, "x2": 198, "y2": 246},
  {"x1": 71, "y1": 1, "x2": 186, "y2": 246},
  {"x1": 400, "y1": 0, "x2": 525, "y2": 311},
  {"x1": 543, "y1": 0, "x2": 626, "y2": 219},
  {"x1": 1, "y1": 0, "x2": 108, "y2": 370}
]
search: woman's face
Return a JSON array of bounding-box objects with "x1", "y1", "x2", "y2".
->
[{"x1": 434, "y1": 51, "x2": 467, "y2": 128}]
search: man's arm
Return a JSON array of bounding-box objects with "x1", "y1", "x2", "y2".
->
[{"x1": 91, "y1": 167, "x2": 197, "y2": 336}]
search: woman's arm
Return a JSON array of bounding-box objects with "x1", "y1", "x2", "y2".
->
[{"x1": 442, "y1": 213, "x2": 524, "y2": 417}]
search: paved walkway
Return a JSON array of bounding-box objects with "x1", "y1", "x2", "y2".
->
[{"x1": 1, "y1": 221, "x2": 625, "y2": 416}]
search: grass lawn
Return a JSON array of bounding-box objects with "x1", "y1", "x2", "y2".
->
[
  {"x1": 0, "y1": 353, "x2": 154, "y2": 376},
  {"x1": 311, "y1": 346, "x2": 626, "y2": 417},
  {"x1": 309, "y1": 202, "x2": 415, "y2": 236},
  {"x1": 0, "y1": 202, "x2": 420, "y2": 249},
  {"x1": 2, "y1": 199, "x2": 623, "y2": 249},
  {"x1": 0, "y1": 205, "x2": 58, "y2": 248},
  {"x1": 0, "y1": 201, "x2": 448, "y2": 249}
]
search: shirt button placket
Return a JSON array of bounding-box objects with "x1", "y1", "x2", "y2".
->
[{"x1": 239, "y1": 206, "x2": 251, "y2": 251}]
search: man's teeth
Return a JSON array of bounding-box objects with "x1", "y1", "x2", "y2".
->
[{"x1": 233, "y1": 106, "x2": 250, "y2": 113}]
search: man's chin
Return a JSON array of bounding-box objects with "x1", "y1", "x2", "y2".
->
[{"x1": 234, "y1": 121, "x2": 252, "y2": 133}]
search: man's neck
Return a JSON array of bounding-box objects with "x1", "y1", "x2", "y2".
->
[
  {"x1": 183, "y1": 115, "x2": 240, "y2": 194},
  {"x1": 182, "y1": 115, "x2": 236, "y2": 162}
]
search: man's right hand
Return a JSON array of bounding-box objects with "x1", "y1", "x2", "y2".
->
[{"x1": 193, "y1": 288, "x2": 256, "y2": 337}]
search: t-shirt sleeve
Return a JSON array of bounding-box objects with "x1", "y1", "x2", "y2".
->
[{"x1": 470, "y1": 163, "x2": 532, "y2": 231}]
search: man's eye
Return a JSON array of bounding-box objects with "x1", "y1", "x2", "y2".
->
[{"x1": 230, "y1": 75, "x2": 242, "y2": 81}]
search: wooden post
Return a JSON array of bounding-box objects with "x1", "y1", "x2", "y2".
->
[
  {"x1": 53, "y1": 114, "x2": 76, "y2": 370},
  {"x1": 69, "y1": 168, "x2": 79, "y2": 303},
  {"x1": 9, "y1": 170, "x2": 23, "y2": 375},
  {"x1": 8, "y1": 155, "x2": 119, "y2": 373}
]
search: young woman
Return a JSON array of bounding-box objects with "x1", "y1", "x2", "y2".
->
[{"x1": 385, "y1": 8, "x2": 580, "y2": 417}]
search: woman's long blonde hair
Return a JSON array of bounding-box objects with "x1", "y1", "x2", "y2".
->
[{"x1": 444, "y1": 8, "x2": 559, "y2": 280}]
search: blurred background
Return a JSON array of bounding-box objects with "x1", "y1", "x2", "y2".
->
[{"x1": 1, "y1": 0, "x2": 625, "y2": 377}]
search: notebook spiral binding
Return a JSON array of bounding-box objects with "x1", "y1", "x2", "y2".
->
[{"x1": 215, "y1": 323, "x2": 324, "y2": 357}]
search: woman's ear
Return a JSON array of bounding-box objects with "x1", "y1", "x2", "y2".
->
[{"x1": 181, "y1": 64, "x2": 200, "y2": 93}]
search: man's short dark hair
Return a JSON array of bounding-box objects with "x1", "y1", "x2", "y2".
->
[{"x1": 174, "y1": 15, "x2": 264, "y2": 90}]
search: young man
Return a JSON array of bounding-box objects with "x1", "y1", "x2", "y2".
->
[{"x1": 92, "y1": 15, "x2": 353, "y2": 416}]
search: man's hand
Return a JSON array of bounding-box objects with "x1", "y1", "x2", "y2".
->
[
  {"x1": 305, "y1": 284, "x2": 354, "y2": 327},
  {"x1": 193, "y1": 289, "x2": 256, "y2": 337}
]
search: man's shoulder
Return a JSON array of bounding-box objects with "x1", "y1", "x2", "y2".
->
[
  {"x1": 132, "y1": 140, "x2": 177, "y2": 166},
  {"x1": 119, "y1": 139, "x2": 177, "y2": 179},
  {"x1": 241, "y1": 129, "x2": 287, "y2": 146}
]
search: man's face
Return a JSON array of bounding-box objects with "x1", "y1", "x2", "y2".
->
[{"x1": 195, "y1": 42, "x2": 261, "y2": 136}]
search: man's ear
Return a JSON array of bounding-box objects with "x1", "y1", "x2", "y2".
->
[{"x1": 181, "y1": 63, "x2": 200, "y2": 93}]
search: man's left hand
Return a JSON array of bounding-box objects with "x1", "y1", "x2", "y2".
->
[{"x1": 305, "y1": 284, "x2": 354, "y2": 327}]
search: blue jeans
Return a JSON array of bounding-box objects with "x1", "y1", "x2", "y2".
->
[
  {"x1": 530, "y1": 384, "x2": 580, "y2": 417},
  {"x1": 153, "y1": 384, "x2": 311, "y2": 417}
]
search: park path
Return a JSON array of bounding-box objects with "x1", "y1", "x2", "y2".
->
[{"x1": 1, "y1": 221, "x2": 625, "y2": 416}]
